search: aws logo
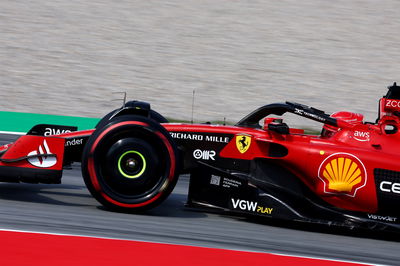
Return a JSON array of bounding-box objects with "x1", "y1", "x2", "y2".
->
[
  {"x1": 318, "y1": 153, "x2": 367, "y2": 197},
  {"x1": 44, "y1": 128, "x2": 72, "y2": 136},
  {"x1": 353, "y1": 131, "x2": 370, "y2": 142}
]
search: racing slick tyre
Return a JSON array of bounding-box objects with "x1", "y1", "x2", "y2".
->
[
  {"x1": 95, "y1": 109, "x2": 168, "y2": 130},
  {"x1": 81, "y1": 115, "x2": 179, "y2": 212}
]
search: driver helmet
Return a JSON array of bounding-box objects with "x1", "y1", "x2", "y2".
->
[{"x1": 321, "y1": 111, "x2": 364, "y2": 138}]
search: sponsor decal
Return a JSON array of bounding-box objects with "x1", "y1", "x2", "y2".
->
[
  {"x1": 193, "y1": 149, "x2": 216, "y2": 160},
  {"x1": 44, "y1": 128, "x2": 72, "y2": 136},
  {"x1": 256, "y1": 206, "x2": 273, "y2": 214},
  {"x1": 318, "y1": 153, "x2": 367, "y2": 197},
  {"x1": 235, "y1": 134, "x2": 251, "y2": 154},
  {"x1": 170, "y1": 132, "x2": 203, "y2": 141},
  {"x1": 65, "y1": 138, "x2": 83, "y2": 146},
  {"x1": 0, "y1": 144, "x2": 10, "y2": 153},
  {"x1": 231, "y1": 198, "x2": 273, "y2": 215},
  {"x1": 385, "y1": 99, "x2": 400, "y2": 108},
  {"x1": 204, "y1": 135, "x2": 230, "y2": 143},
  {"x1": 210, "y1": 175, "x2": 221, "y2": 186},
  {"x1": 353, "y1": 131, "x2": 370, "y2": 142},
  {"x1": 27, "y1": 140, "x2": 57, "y2": 168},
  {"x1": 222, "y1": 178, "x2": 242, "y2": 188},
  {"x1": 367, "y1": 214, "x2": 397, "y2": 223},
  {"x1": 380, "y1": 181, "x2": 400, "y2": 194},
  {"x1": 170, "y1": 132, "x2": 230, "y2": 143},
  {"x1": 294, "y1": 108, "x2": 326, "y2": 122}
]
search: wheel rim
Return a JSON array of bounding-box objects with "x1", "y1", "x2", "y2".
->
[
  {"x1": 117, "y1": 150, "x2": 147, "y2": 179},
  {"x1": 99, "y1": 136, "x2": 165, "y2": 199}
]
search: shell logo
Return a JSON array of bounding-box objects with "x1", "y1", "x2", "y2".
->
[{"x1": 318, "y1": 153, "x2": 367, "y2": 197}]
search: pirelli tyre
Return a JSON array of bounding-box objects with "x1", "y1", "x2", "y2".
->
[
  {"x1": 95, "y1": 108, "x2": 168, "y2": 130},
  {"x1": 81, "y1": 115, "x2": 179, "y2": 212}
]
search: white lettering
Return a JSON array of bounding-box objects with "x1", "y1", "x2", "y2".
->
[
  {"x1": 231, "y1": 199, "x2": 258, "y2": 211},
  {"x1": 294, "y1": 108, "x2": 325, "y2": 122},
  {"x1": 238, "y1": 200, "x2": 247, "y2": 210},
  {"x1": 393, "y1": 183, "x2": 400, "y2": 193},
  {"x1": 171, "y1": 132, "x2": 230, "y2": 143},
  {"x1": 367, "y1": 214, "x2": 397, "y2": 222},
  {"x1": 231, "y1": 199, "x2": 273, "y2": 214},
  {"x1": 232, "y1": 198, "x2": 240, "y2": 209},
  {"x1": 386, "y1": 99, "x2": 400, "y2": 108},
  {"x1": 354, "y1": 131, "x2": 369, "y2": 138},
  {"x1": 380, "y1": 181, "x2": 392, "y2": 192},
  {"x1": 380, "y1": 181, "x2": 400, "y2": 194},
  {"x1": 171, "y1": 132, "x2": 204, "y2": 141},
  {"x1": 353, "y1": 131, "x2": 370, "y2": 141},
  {"x1": 247, "y1": 201, "x2": 258, "y2": 212},
  {"x1": 65, "y1": 138, "x2": 83, "y2": 146},
  {"x1": 222, "y1": 178, "x2": 242, "y2": 188},
  {"x1": 205, "y1": 135, "x2": 229, "y2": 143},
  {"x1": 44, "y1": 128, "x2": 72, "y2": 136}
]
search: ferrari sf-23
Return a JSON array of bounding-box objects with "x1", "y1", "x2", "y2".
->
[{"x1": 1, "y1": 83, "x2": 400, "y2": 231}]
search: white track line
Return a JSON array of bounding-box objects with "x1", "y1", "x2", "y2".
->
[{"x1": 0, "y1": 131, "x2": 24, "y2": 135}]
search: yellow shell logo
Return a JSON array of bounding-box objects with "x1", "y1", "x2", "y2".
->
[
  {"x1": 318, "y1": 153, "x2": 367, "y2": 197},
  {"x1": 236, "y1": 135, "x2": 251, "y2": 154}
]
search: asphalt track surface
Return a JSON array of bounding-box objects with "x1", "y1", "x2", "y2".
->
[{"x1": 0, "y1": 133, "x2": 399, "y2": 265}]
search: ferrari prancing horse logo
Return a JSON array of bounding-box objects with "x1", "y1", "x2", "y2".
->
[{"x1": 236, "y1": 135, "x2": 251, "y2": 154}]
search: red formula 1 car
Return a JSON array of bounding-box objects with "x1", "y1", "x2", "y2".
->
[{"x1": 1, "y1": 83, "x2": 400, "y2": 231}]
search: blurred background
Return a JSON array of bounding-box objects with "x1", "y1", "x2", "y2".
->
[{"x1": 0, "y1": 0, "x2": 399, "y2": 127}]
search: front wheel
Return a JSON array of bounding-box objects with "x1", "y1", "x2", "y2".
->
[{"x1": 81, "y1": 115, "x2": 179, "y2": 212}]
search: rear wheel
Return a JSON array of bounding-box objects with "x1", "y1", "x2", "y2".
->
[{"x1": 82, "y1": 115, "x2": 179, "y2": 212}]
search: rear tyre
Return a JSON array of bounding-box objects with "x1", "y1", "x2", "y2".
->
[{"x1": 82, "y1": 115, "x2": 179, "y2": 212}]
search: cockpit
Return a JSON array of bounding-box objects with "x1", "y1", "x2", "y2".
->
[{"x1": 236, "y1": 82, "x2": 400, "y2": 138}]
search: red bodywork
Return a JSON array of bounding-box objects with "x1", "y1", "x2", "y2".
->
[
  {"x1": 164, "y1": 97, "x2": 400, "y2": 214},
  {"x1": 0, "y1": 94, "x2": 399, "y2": 216},
  {"x1": 0, "y1": 136, "x2": 65, "y2": 171}
]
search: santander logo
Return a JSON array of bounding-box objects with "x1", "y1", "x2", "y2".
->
[{"x1": 27, "y1": 140, "x2": 57, "y2": 168}]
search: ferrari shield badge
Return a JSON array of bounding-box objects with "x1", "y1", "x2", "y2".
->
[{"x1": 236, "y1": 135, "x2": 251, "y2": 154}]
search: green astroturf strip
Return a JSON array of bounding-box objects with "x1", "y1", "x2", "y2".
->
[{"x1": 0, "y1": 111, "x2": 100, "y2": 133}]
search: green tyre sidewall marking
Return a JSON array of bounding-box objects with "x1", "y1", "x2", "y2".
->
[{"x1": 117, "y1": 151, "x2": 146, "y2": 179}]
